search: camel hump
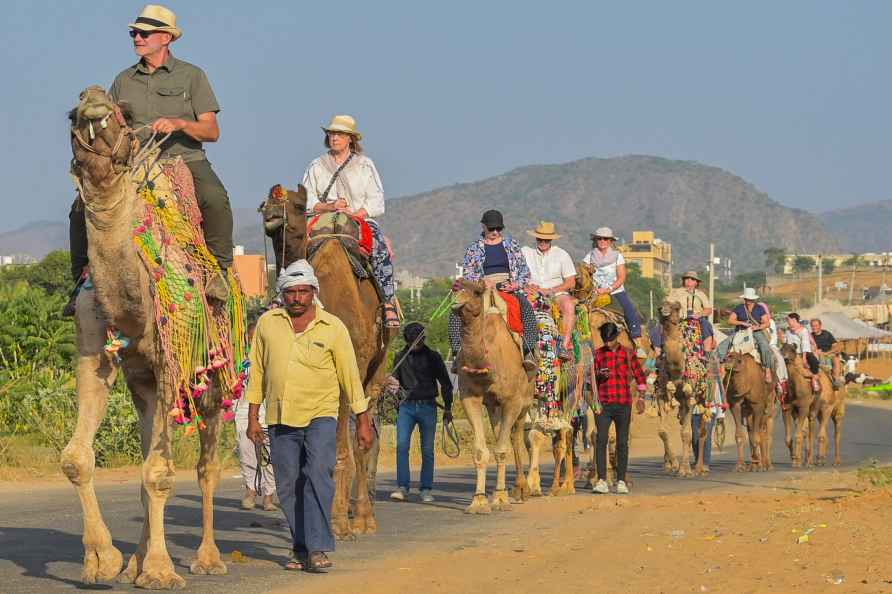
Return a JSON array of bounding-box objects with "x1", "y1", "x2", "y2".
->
[{"x1": 484, "y1": 287, "x2": 523, "y2": 335}]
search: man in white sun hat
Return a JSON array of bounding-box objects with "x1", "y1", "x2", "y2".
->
[
  {"x1": 522, "y1": 221, "x2": 577, "y2": 354},
  {"x1": 67, "y1": 4, "x2": 234, "y2": 314},
  {"x1": 716, "y1": 287, "x2": 775, "y2": 383}
]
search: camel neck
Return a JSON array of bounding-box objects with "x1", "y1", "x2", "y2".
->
[{"x1": 459, "y1": 305, "x2": 489, "y2": 366}]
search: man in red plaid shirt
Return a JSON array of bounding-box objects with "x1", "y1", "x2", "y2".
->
[{"x1": 592, "y1": 322, "x2": 647, "y2": 495}]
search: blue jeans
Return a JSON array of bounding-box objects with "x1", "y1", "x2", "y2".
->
[
  {"x1": 396, "y1": 401, "x2": 437, "y2": 491},
  {"x1": 691, "y1": 413, "x2": 717, "y2": 466},
  {"x1": 269, "y1": 418, "x2": 337, "y2": 554},
  {"x1": 612, "y1": 290, "x2": 642, "y2": 339}
]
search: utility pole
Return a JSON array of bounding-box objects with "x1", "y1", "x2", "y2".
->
[
  {"x1": 817, "y1": 254, "x2": 823, "y2": 304},
  {"x1": 649, "y1": 290, "x2": 654, "y2": 321},
  {"x1": 708, "y1": 243, "x2": 715, "y2": 323}
]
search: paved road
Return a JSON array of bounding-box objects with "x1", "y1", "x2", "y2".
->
[{"x1": 1, "y1": 402, "x2": 890, "y2": 593}]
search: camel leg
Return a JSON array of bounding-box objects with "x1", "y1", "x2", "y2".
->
[
  {"x1": 792, "y1": 411, "x2": 806, "y2": 468},
  {"x1": 60, "y1": 332, "x2": 123, "y2": 585},
  {"x1": 527, "y1": 429, "x2": 548, "y2": 497},
  {"x1": 694, "y1": 411, "x2": 708, "y2": 475},
  {"x1": 560, "y1": 429, "x2": 576, "y2": 494},
  {"x1": 730, "y1": 402, "x2": 747, "y2": 472},
  {"x1": 657, "y1": 399, "x2": 679, "y2": 473},
  {"x1": 331, "y1": 397, "x2": 356, "y2": 540},
  {"x1": 806, "y1": 412, "x2": 817, "y2": 467},
  {"x1": 462, "y1": 395, "x2": 491, "y2": 514},
  {"x1": 815, "y1": 406, "x2": 831, "y2": 466},
  {"x1": 677, "y1": 402, "x2": 693, "y2": 477},
  {"x1": 548, "y1": 431, "x2": 564, "y2": 495},
  {"x1": 133, "y1": 393, "x2": 184, "y2": 589},
  {"x1": 190, "y1": 403, "x2": 227, "y2": 575},
  {"x1": 489, "y1": 400, "x2": 521, "y2": 511},
  {"x1": 783, "y1": 408, "x2": 794, "y2": 461},
  {"x1": 750, "y1": 406, "x2": 765, "y2": 472},
  {"x1": 509, "y1": 412, "x2": 531, "y2": 502},
  {"x1": 832, "y1": 402, "x2": 845, "y2": 466},
  {"x1": 763, "y1": 406, "x2": 775, "y2": 471},
  {"x1": 352, "y1": 381, "x2": 386, "y2": 534},
  {"x1": 607, "y1": 426, "x2": 618, "y2": 486},
  {"x1": 584, "y1": 409, "x2": 597, "y2": 485}
]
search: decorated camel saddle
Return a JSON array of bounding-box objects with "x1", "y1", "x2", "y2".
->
[
  {"x1": 126, "y1": 155, "x2": 247, "y2": 428},
  {"x1": 306, "y1": 212, "x2": 381, "y2": 297},
  {"x1": 527, "y1": 292, "x2": 593, "y2": 432},
  {"x1": 483, "y1": 286, "x2": 525, "y2": 352},
  {"x1": 729, "y1": 328, "x2": 762, "y2": 366}
]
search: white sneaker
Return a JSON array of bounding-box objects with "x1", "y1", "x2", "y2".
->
[
  {"x1": 389, "y1": 487, "x2": 408, "y2": 502},
  {"x1": 420, "y1": 489, "x2": 435, "y2": 503},
  {"x1": 592, "y1": 479, "x2": 609, "y2": 494},
  {"x1": 636, "y1": 347, "x2": 648, "y2": 359},
  {"x1": 616, "y1": 480, "x2": 629, "y2": 494}
]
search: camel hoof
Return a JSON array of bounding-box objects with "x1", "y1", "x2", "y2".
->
[
  {"x1": 332, "y1": 515, "x2": 356, "y2": 541},
  {"x1": 465, "y1": 494, "x2": 492, "y2": 515},
  {"x1": 350, "y1": 513, "x2": 378, "y2": 535},
  {"x1": 490, "y1": 490, "x2": 512, "y2": 511},
  {"x1": 734, "y1": 464, "x2": 746, "y2": 473},
  {"x1": 189, "y1": 558, "x2": 227, "y2": 576},
  {"x1": 529, "y1": 486, "x2": 543, "y2": 497},
  {"x1": 510, "y1": 485, "x2": 530, "y2": 502},
  {"x1": 134, "y1": 568, "x2": 186, "y2": 590},
  {"x1": 676, "y1": 466, "x2": 693, "y2": 478},
  {"x1": 82, "y1": 544, "x2": 124, "y2": 584}
]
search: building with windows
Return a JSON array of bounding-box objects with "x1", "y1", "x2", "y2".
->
[{"x1": 617, "y1": 231, "x2": 673, "y2": 289}]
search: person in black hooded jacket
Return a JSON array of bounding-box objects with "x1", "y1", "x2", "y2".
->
[{"x1": 388, "y1": 323, "x2": 453, "y2": 503}]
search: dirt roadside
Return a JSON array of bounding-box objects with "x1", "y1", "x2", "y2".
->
[{"x1": 277, "y1": 470, "x2": 892, "y2": 594}]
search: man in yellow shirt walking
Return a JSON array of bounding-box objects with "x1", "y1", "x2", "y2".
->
[{"x1": 247, "y1": 260, "x2": 374, "y2": 573}]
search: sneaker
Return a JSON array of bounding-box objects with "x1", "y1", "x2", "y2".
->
[
  {"x1": 635, "y1": 347, "x2": 648, "y2": 359},
  {"x1": 206, "y1": 270, "x2": 230, "y2": 303},
  {"x1": 420, "y1": 489, "x2": 435, "y2": 503},
  {"x1": 389, "y1": 487, "x2": 408, "y2": 502},
  {"x1": 241, "y1": 488, "x2": 257, "y2": 510},
  {"x1": 616, "y1": 480, "x2": 630, "y2": 495},
  {"x1": 592, "y1": 479, "x2": 609, "y2": 494}
]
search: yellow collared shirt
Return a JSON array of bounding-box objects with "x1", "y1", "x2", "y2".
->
[{"x1": 246, "y1": 305, "x2": 369, "y2": 428}]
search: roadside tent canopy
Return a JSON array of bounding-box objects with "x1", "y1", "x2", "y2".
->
[{"x1": 801, "y1": 311, "x2": 892, "y2": 340}]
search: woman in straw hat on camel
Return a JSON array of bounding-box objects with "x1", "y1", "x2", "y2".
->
[{"x1": 301, "y1": 115, "x2": 399, "y2": 327}]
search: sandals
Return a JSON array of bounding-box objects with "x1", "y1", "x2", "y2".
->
[
  {"x1": 305, "y1": 552, "x2": 332, "y2": 573},
  {"x1": 383, "y1": 303, "x2": 400, "y2": 328},
  {"x1": 285, "y1": 551, "x2": 332, "y2": 573}
]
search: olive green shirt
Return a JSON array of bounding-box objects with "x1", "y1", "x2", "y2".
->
[{"x1": 109, "y1": 55, "x2": 219, "y2": 162}]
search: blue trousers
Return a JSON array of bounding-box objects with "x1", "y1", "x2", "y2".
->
[
  {"x1": 269, "y1": 418, "x2": 337, "y2": 554},
  {"x1": 691, "y1": 413, "x2": 717, "y2": 466},
  {"x1": 612, "y1": 290, "x2": 642, "y2": 339},
  {"x1": 396, "y1": 401, "x2": 437, "y2": 490}
]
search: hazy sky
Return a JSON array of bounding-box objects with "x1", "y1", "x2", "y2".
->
[{"x1": 3, "y1": 1, "x2": 890, "y2": 232}]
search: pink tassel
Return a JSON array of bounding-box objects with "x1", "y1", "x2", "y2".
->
[{"x1": 223, "y1": 411, "x2": 235, "y2": 422}]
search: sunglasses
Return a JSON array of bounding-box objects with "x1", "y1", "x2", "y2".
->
[
  {"x1": 129, "y1": 29, "x2": 159, "y2": 39},
  {"x1": 486, "y1": 226, "x2": 503, "y2": 232}
]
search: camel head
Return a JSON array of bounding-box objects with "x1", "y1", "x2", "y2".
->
[
  {"x1": 69, "y1": 86, "x2": 134, "y2": 186},
  {"x1": 260, "y1": 184, "x2": 308, "y2": 272},
  {"x1": 659, "y1": 300, "x2": 681, "y2": 324},
  {"x1": 451, "y1": 278, "x2": 486, "y2": 321},
  {"x1": 779, "y1": 343, "x2": 800, "y2": 366},
  {"x1": 570, "y1": 262, "x2": 593, "y2": 301}
]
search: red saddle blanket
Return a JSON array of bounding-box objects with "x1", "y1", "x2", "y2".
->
[
  {"x1": 307, "y1": 212, "x2": 374, "y2": 256},
  {"x1": 498, "y1": 290, "x2": 524, "y2": 334}
]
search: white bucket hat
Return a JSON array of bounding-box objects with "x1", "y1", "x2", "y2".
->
[
  {"x1": 322, "y1": 115, "x2": 363, "y2": 140},
  {"x1": 129, "y1": 5, "x2": 182, "y2": 40},
  {"x1": 740, "y1": 288, "x2": 760, "y2": 301},
  {"x1": 590, "y1": 226, "x2": 616, "y2": 240}
]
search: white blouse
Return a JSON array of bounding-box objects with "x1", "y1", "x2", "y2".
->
[{"x1": 301, "y1": 153, "x2": 385, "y2": 219}]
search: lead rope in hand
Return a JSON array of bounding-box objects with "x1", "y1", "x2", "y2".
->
[{"x1": 253, "y1": 438, "x2": 271, "y2": 496}]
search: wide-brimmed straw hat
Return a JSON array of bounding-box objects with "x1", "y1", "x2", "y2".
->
[
  {"x1": 129, "y1": 5, "x2": 182, "y2": 40},
  {"x1": 527, "y1": 221, "x2": 561, "y2": 240},
  {"x1": 590, "y1": 226, "x2": 617, "y2": 240},
  {"x1": 740, "y1": 287, "x2": 760, "y2": 301},
  {"x1": 681, "y1": 270, "x2": 702, "y2": 283},
  {"x1": 322, "y1": 115, "x2": 362, "y2": 140}
]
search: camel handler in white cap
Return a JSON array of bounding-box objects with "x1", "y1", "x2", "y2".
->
[
  {"x1": 521, "y1": 221, "x2": 577, "y2": 354},
  {"x1": 66, "y1": 4, "x2": 234, "y2": 315},
  {"x1": 246, "y1": 260, "x2": 374, "y2": 572}
]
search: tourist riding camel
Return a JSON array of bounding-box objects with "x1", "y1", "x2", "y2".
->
[
  {"x1": 782, "y1": 312, "x2": 821, "y2": 393},
  {"x1": 301, "y1": 115, "x2": 399, "y2": 327},
  {"x1": 716, "y1": 288, "x2": 775, "y2": 383},
  {"x1": 582, "y1": 226, "x2": 647, "y2": 357},
  {"x1": 450, "y1": 210, "x2": 538, "y2": 372},
  {"x1": 66, "y1": 4, "x2": 233, "y2": 315},
  {"x1": 663, "y1": 270, "x2": 715, "y2": 351},
  {"x1": 521, "y1": 221, "x2": 577, "y2": 354},
  {"x1": 810, "y1": 318, "x2": 845, "y2": 388}
]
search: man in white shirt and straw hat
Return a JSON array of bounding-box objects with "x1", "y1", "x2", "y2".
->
[{"x1": 522, "y1": 221, "x2": 577, "y2": 354}]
